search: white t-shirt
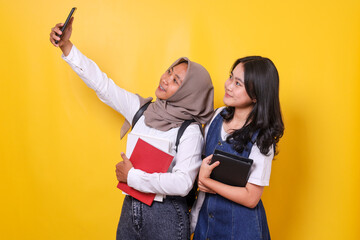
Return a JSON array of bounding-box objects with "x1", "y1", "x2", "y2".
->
[
  {"x1": 190, "y1": 107, "x2": 274, "y2": 232},
  {"x1": 62, "y1": 45, "x2": 204, "y2": 201}
]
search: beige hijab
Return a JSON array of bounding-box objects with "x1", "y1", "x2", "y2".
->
[{"x1": 120, "y1": 57, "x2": 214, "y2": 138}]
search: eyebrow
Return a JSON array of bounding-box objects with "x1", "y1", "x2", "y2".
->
[
  {"x1": 231, "y1": 72, "x2": 244, "y2": 83},
  {"x1": 175, "y1": 74, "x2": 182, "y2": 81},
  {"x1": 235, "y1": 77, "x2": 244, "y2": 83},
  {"x1": 172, "y1": 67, "x2": 184, "y2": 83}
]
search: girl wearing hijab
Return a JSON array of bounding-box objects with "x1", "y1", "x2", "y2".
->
[
  {"x1": 50, "y1": 19, "x2": 214, "y2": 240},
  {"x1": 190, "y1": 57, "x2": 284, "y2": 240}
]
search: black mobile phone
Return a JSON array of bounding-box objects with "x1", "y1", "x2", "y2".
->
[{"x1": 55, "y1": 7, "x2": 77, "y2": 44}]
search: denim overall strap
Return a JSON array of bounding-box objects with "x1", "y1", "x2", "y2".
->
[
  {"x1": 204, "y1": 112, "x2": 224, "y2": 157},
  {"x1": 194, "y1": 110, "x2": 270, "y2": 240}
]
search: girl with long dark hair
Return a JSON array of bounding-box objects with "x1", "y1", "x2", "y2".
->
[{"x1": 191, "y1": 56, "x2": 284, "y2": 240}]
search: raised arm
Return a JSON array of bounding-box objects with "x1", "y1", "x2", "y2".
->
[{"x1": 49, "y1": 19, "x2": 139, "y2": 122}]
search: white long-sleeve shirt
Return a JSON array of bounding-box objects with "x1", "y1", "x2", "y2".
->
[{"x1": 62, "y1": 45, "x2": 203, "y2": 201}]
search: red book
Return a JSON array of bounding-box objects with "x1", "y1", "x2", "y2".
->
[{"x1": 117, "y1": 138, "x2": 174, "y2": 206}]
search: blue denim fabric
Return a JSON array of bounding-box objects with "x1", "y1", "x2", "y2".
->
[
  {"x1": 117, "y1": 195, "x2": 190, "y2": 240},
  {"x1": 193, "y1": 110, "x2": 270, "y2": 240}
]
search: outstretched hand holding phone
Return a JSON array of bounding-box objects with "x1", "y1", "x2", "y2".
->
[{"x1": 49, "y1": 9, "x2": 75, "y2": 56}]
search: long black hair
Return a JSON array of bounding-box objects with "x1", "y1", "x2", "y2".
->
[{"x1": 221, "y1": 56, "x2": 284, "y2": 155}]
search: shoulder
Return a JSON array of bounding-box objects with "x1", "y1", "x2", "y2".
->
[
  {"x1": 182, "y1": 123, "x2": 203, "y2": 139},
  {"x1": 214, "y1": 106, "x2": 226, "y2": 117},
  {"x1": 210, "y1": 106, "x2": 226, "y2": 123},
  {"x1": 250, "y1": 143, "x2": 274, "y2": 160},
  {"x1": 204, "y1": 106, "x2": 226, "y2": 136},
  {"x1": 176, "y1": 123, "x2": 204, "y2": 154},
  {"x1": 175, "y1": 122, "x2": 204, "y2": 151}
]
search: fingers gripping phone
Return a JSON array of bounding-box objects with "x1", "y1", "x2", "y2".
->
[{"x1": 55, "y1": 7, "x2": 77, "y2": 44}]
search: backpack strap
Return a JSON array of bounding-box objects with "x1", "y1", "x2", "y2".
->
[
  {"x1": 175, "y1": 119, "x2": 200, "y2": 210},
  {"x1": 175, "y1": 119, "x2": 197, "y2": 152},
  {"x1": 132, "y1": 102, "x2": 199, "y2": 153},
  {"x1": 132, "y1": 101, "x2": 152, "y2": 130}
]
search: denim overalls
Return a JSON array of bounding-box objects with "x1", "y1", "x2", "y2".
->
[{"x1": 193, "y1": 110, "x2": 270, "y2": 240}]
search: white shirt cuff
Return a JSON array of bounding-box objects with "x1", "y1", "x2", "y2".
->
[{"x1": 61, "y1": 44, "x2": 75, "y2": 61}]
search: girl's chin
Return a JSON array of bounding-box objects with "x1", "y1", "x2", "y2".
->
[
  {"x1": 223, "y1": 97, "x2": 232, "y2": 105},
  {"x1": 155, "y1": 92, "x2": 165, "y2": 100}
]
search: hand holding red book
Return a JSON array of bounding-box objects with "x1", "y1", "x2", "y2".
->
[{"x1": 117, "y1": 138, "x2": 174, "y2": 206}]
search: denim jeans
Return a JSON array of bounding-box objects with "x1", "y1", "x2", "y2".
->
[{"x1": 116, "y1": 195, "x2": 190, "y2": 240}]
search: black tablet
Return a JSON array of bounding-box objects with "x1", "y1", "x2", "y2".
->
[{"x1": 210, "y1": 149, "x2": 253, "y2": 187}]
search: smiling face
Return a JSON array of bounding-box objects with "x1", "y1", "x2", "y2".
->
[
  {"x1": 155, "y1": 62, "x2": 188, "y2": 100},
  {"x1": 223, "y1": 63, "x2": 256, "y2": 109}
]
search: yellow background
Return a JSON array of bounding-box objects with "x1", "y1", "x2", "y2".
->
[{"x1": 1, "y1": 0, "x2": 359, "y2": 239}]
